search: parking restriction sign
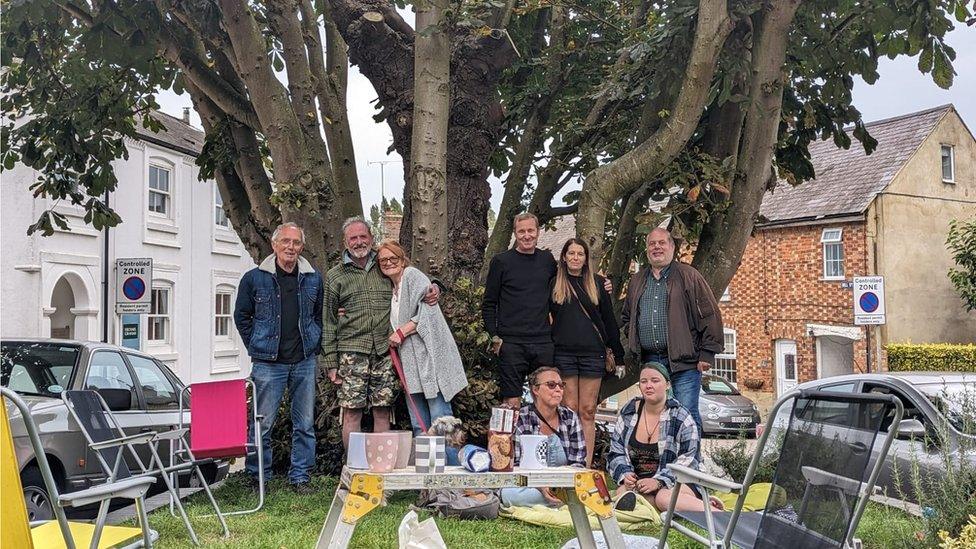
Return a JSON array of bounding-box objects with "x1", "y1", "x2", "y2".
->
[
  {"x1": 853, "y1": 276, "x2": 886, "y2": 325},
  {"x1": 116, "y1": 258, "x2": 153, "y2": 314}
]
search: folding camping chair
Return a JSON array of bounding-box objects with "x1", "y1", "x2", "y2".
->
[
  {"x1": 658, "y1": 389, "x2": 904, "y2": 549},
  {"x1": 2, "y1": 387, "x2": 158, "y2": 549},
  {"x1": 174, "y1": 378, "x2": 265, "y2": 516},
  {"x1": 62, "y1": 389, "x2": 229, "y2": 546}
]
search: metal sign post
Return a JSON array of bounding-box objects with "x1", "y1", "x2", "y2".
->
[{"x1": 853, "y1": 276, "x2": 886, "y2": 374}]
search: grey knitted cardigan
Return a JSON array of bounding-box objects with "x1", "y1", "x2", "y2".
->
[{"x1": 393, "y1": 266, "x2": 468, "y2": 401}]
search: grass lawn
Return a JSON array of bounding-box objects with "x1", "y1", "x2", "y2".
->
[{"x1": 133, "y1": 474, "x2": 925, "y2": 548}]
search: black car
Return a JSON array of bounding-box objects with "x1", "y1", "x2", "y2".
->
[{"x1": 1, "y1": 338, "x2": 229, "y2": 520}]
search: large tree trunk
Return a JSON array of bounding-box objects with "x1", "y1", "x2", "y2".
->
[
  {"x1": 408, "y1": 0, "x2": 450, "y2": 276},
  {"x1": 576, "y1": 0, "x2": 733, "y2": 266},
  {"x1": 693, "y1": 0, "x2": 802, "y2": 298},
  {"x1": 329, "y1": 0, "x2": 513, "y2": 281}
]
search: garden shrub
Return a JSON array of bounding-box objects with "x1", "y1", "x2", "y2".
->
[{"x1": 886, "y1": 344, "x2": 976, "y2": 373}]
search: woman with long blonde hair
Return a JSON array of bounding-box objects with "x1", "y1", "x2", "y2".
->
[{"x1": 549, "y1": 238, "x2": 624, "y2": 466}]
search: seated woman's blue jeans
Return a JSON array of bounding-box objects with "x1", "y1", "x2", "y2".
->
[
  {"x1": 500, "y1": 434, "x2": 568, "y2": 507},
  {"x1": 408, "y1": 392, "x2": 460, "y2": 466}
]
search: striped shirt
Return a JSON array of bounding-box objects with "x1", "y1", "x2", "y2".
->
[
  {"x1": 606, "y1": 396, "x2": 700, "y2": 488},
  {"x1": 513, "y1": 405, "x2": 586, "y2": 468},
  {"x1": 638, "y1": 265, "x2": 670, "y2": 353},
  {"x1": 320, "y1": 250, "x2": 393, "y2": 370}
]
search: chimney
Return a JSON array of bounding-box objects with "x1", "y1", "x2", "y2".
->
[
  {"x1": 182, "y1": 107, "x2": 191, "y2": 124},
  {"x1": 383, "y1": 212, "x2": 403, "y2": 241}
]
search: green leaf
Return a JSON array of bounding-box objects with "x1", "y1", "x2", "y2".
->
[
  {"x1": 931, "y1": 46, "x2": 954, "y2": 89},
  {"x1": 918, "y1": 41, "x2": 934, "y2": 73}
]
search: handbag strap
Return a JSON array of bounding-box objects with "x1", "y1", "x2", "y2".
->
[
  {"x1": 568, "y1": 280, "x2": 607, "y2": 347},
  {"x1": 390, "y1": 346, "x2": 429, "y2": 433}
]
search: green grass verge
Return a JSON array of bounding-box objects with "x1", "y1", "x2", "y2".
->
[{"x1": 132, "y1": 474, "x2": 924, "y2": 548}]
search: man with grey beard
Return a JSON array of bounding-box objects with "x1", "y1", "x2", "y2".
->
[{"x1": 322, "y1": 217, "x2": 440, "y2": 449}]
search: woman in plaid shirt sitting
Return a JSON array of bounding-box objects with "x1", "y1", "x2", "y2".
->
[
  {"x1": 607, "y1": 362, "x2": 724, "y2": 512},
  {"x1": 500, "y1": 367, "x2": 586, "y2": 507}
]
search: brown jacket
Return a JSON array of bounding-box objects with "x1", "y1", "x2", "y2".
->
[{"x1": 620, "y1": 261, "x2": 724, "y2": 373}]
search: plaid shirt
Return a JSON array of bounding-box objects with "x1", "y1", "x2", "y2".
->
[
  {"x1": 606, "y1": 396, "x2": 700, "y2": 488},
  {"x1": 320, "y1": 251, "x2": 393, "y2": 371},
  {"x1": 638, "y1": 265, "x2": 670, "y2": 353},
  {"x1": 514, "y1": 405, "x2": 586, "y2": 468}
]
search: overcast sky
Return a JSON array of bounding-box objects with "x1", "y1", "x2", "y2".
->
[{"x1": 157, "y1": 22, "x2": 975, "y2": 216}]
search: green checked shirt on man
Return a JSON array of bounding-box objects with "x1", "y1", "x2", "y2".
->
[{"x1": 320, "y1": 250, "x2": 393, "y2": 371}]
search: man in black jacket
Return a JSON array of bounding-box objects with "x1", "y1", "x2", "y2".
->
[
  {"x1": 620, "y1": 228, "x2": 724, "y2": 432},
  {"x1": 482, "y1": 213, "x2": 558, "y2": 408}
]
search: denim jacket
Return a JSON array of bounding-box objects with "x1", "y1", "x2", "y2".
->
[{"x1": 234, "y1": 255, "x2": 323, "y2": 362}]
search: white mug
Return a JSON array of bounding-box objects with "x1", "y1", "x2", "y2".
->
[
  {"x1": 519, "y1": 434, "x2": 549, "y2": 470},
  {"x1": 347, "y1": 432, "x2": 368, "y2": 469}
]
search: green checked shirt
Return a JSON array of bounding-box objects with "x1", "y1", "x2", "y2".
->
[{"x1": 320, "y1": 250, "x2": 393, "y2": 371}]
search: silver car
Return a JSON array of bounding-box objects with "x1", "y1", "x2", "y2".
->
[
  {"x1": 700, "y1": 374, "x2": 761, "y2": 437},
  {"x1": 770, "y1": 372, "x2": 976, "y2": 503},
  {"x1": 1, "y1": 338, "x2": 228, "y2": 520}
]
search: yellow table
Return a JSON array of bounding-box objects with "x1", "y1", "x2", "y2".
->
[{"x1": 316, "y1": 465, "x2": 627, "y2": 549}]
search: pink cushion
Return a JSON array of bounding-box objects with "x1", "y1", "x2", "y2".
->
[{"x1": 190, "y1": 380, "x2": 247, "y2": 459}]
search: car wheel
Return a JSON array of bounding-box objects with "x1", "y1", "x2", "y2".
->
[{"x1": 22, "y1": 466, "x2": 55, "y2": 522}]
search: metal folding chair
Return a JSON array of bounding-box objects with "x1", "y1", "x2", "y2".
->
[
  {"x1": 174, "y1": 378, "x2": 265, "y2": 516},
  {"x1": 2, "y1": 387, "x2": 158, "y2": 549},
  {"x1": 658, "y1": 389, "x2": 904, "y2": 549},
  {"x1": 62, "y1": 389, "x2": 229, "y2": 546}
]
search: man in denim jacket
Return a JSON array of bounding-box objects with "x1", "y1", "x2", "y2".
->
[{"x1": 234, "y1": 222, "x2": 323, "y2": 493}]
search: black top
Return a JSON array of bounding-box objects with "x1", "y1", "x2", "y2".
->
[
  {"x1": 628, "y1": 429, "x2": 661, "y2": 480},
  {"x1": 481, "y1": 248, "x2": 557, "y2": 343},
  {"x1": 629, "y1": 398, "x2": 661, "y2": 479},
  {"x1": 276, "y1": 262, "x2": 304, "y2": 364},
  {"x1": 549, "y1": 274, "x2": 625, "y2": 363}
]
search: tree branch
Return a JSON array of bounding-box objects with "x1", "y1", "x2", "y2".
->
[{"x1": 577, "y1": 0, "x2": 734, "y2": 264}]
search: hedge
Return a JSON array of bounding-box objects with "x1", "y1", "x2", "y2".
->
[{"x1": 886, "y1": 343, "x2": 976, "y2": 373}]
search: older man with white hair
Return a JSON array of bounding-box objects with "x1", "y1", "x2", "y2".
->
[{"x1": 234, "y1": 222, "x2": 323, "y2": 494}]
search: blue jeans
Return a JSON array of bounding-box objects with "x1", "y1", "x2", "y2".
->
[
  {"x1": 643, "y1": 354, "x2": 703, "y2": 434},
  {"x1": 407, "y1": 392, "x2": 460, "y2": 466},
  {"x1": 500, "y1": 434, "x2": 568, "y2": 507},
  {"x1": 246, "y1": 357, "x2": 316, "y2": 484}
]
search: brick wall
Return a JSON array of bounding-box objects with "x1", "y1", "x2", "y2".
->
[{"x1": 719, "y1": 221, "x2": 877, "y2": 393}]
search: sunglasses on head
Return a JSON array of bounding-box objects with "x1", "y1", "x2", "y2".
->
[{"x1": 534, "y1": 380, "x2": 566, "y2": 390}]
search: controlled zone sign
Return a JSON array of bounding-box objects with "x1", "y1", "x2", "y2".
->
[
  {"x1": 853, "y1": 276, "x2": 885, "y2": 325},
  {"x1": 116, "y1": 258, "x2": 153, "y2": 314}
]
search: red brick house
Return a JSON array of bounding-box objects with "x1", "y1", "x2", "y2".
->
[{"x1": 720, "y1": 104, "x2": 975, "y2": 398}]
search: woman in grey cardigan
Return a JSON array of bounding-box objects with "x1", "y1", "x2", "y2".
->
[{"x1": 377, "y1": 240, "x2": 469, "y2": 436}]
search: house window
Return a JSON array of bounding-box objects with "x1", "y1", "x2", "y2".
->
[
  {"x1": 714, "y1": 329, "x2": 737, "y2": 383},
  {"x1": 720, "y1": 285, "x2": 731, "y2": 302},
  {"x1": 214, "y1": 185, "x2": 228, "y2": 227},
  {"x1": 821, "y1": 228, "x2": 844, "y2": 280},
  {"x1": 147, "y1": 287, "x2": 171, "y2": 342},
  {"x1": 148, "y1": 166, "x2": 171, "y2": 216},
  {"x1": 941, "y1": 145, "x2": 955, "y2": 183},
  {"x1": 215, "y1": 291, "x2": 232, "y2": 337}
]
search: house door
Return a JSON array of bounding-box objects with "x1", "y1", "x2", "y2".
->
[{"x1": 775, "y1": 339, "x2": 798, "y2": 396}]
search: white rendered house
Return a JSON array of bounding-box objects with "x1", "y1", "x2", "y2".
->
[{"x1": 1, "y1": 111, "x2": 257, "y2": 383}]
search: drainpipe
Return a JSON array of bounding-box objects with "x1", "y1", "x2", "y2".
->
[{"x1": 102, "y1": 189, "x2": 110, "y2": 343}]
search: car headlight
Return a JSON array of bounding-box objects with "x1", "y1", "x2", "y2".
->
[{"x1": 707, "y1": 403, "x2": 720, "y2": 412}]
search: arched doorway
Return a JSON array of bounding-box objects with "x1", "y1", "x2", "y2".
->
[{"x1": 49, "y1": 277, "x2": 75, "y2": 339}]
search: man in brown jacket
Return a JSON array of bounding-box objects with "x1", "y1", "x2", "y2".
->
[{"x1": 620, "y1": 228, "x2": 724, "y2": 431}]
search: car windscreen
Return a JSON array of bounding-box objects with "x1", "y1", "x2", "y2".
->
[
  {"x1": 917, "y1": 381, "x2": 976, "y2": 436},
  {"x1": 702, "y1": 375, "x2": 739, "y2": 395},
  {"x1": 1, "y1": 342, "x2": 80, "y2": 398}
]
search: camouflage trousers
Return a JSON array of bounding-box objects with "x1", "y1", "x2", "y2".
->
[{"x1": 336, "y1": 351, "x2": 398, "y2": 409}]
